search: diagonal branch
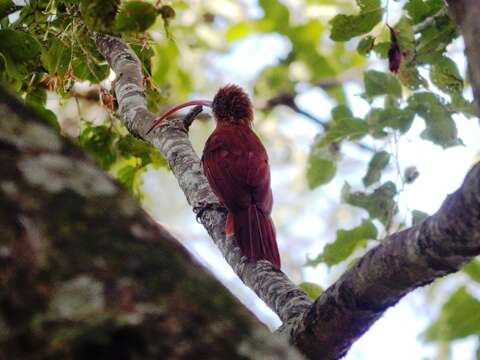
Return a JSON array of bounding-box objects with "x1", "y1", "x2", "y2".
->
[
  {"x1": 95, "y1": 33, "x2": 480, "y2": 360},
  {"x1": 94, "y1": 34, "x2": 312, "y2": 328}
]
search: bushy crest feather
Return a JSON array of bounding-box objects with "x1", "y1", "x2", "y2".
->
[{"x1": 212, "y1": 85, "x2": 253, "y2": 124}]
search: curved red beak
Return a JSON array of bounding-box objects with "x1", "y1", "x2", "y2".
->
[{"x1": 146, "y1": 100, "x2": 213, "y2": 135}]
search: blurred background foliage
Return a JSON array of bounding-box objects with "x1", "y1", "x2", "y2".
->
[{"x1": 1, "y1": 0, "x2": 480, "y2": 358}]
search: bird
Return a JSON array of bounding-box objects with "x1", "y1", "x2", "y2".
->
[{"x1": 146, "y1": 85, "x2": 281, "y2": 269}]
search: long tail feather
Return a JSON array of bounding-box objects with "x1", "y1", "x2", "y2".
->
[{"x1": 232, "y1": 206, "x2": 280, "y2": 269}]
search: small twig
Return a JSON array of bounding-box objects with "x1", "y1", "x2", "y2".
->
[{"x1": 183, "y1": 105, "x2": 204, "y2": 131}]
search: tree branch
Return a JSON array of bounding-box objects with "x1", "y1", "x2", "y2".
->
[
  {"x1": 94, "y1": 34, "x2": 312, "y2": 327},
  {"x1": 294, "y1": 163, "x2": 480, "y2": 358},
  {"x1": 95, "y1": 33, "x2": 480, "y2": 360},
  {"x1": 0, "y1": 85, "x2": 302, "y2": 359}
]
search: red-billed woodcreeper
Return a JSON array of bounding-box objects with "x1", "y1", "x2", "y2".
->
[{"x1": 147, "y1": 85, "x2": 281, "y2": 269}]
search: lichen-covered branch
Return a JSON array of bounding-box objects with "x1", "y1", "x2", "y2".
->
[
  {"x1": 95, "y1": 33, "x2": 480, "y2": 360},
  {"x1": 0, "y1": 85, "x2": 302, "y2": 359},
  {"x1": 294, "y1": 163, "x2": 480, "y2": 358},
  {"x1": 94, "y1": 34, "x2": 312, "y2": 326}
]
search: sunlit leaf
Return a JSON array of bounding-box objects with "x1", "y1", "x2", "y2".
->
[
  {"x1": 299, "y1": 282, "x2": 323, "y2": 300},
  {"x1": 330, "y1": 0, "x2": 382, "y2": 41},
  {"x1": 463, "y1": 260, "x2": 480, "y2": 283},
  {"x1": 258, "y1": 0, "x2": 290, "y2": 33},
  {"x1": 307, "y1": 219, "x2": 377, "y2": 267}
]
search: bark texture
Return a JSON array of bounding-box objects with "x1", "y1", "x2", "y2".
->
[
  {"x1": 0, "y1": 86, "x2": 302, "y2": 359},
  {"x1": 94, "y1": 26, "x2": 480, "y2": 359}
]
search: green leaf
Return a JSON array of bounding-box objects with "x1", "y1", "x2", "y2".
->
[
  {"x1": 80, "y1": 0, "x2": 120, "y2": 33},
  {"x1": 430, "y1": 56, "x2": 463, "y2": 94},
  {"x1": 404, "y1": 0, "x2": 443, "y2": 24},
  {"x1": 307, "y1": 219, "x2": 377, "y2": 267},
  {"x1": 42, "y1": 39, "x2": 72, "y2": 78},
  {"x1": 408, "y1": 92, "x2": 460, "y2": 148},
  {"x1": 363, "y1": 151, "x2": 390, "y2": 187},
  {"x1": 27, "y1": 102, "x2": 60, "y2": 131},
  {"x1": 289, "y1": 20, "x2": 336, "y2": 81},
  {"x1": 79, "y1": 124, "x2": 119, "y2": 170},
  {"x1": 258, "y1": 0, "x2": 290, "y2": 33},
  {"x1": 0, "y1": 29, "x2": 42, "y2": 79},
  {"x1": 372, "y1": 41, "x2": 390, "y2": 58},
  {"x1": 319, "y1": 105, "x2": 369, "y2": 146},
  {"x1": 423, "y1": 287, "x2": 480, "y2": 342},
  {"x1": 115, "y1": 1, "x2": 158, "y2": 33},
  {"x1": 363, "y1": 70, "x2": 402, "y2": 99},
  {"x1": 411, "y1": 209, "x2": 428, "y2": 225},
  {"x1": 416, "y1": 15, "x2": 457, "y2": 64},
  {"x1": 117, "y1": 162, "x2": 145, "y2": 195},
  {"x1": 117, "y1": 134, "x2": 166, "y2": 168},
  {"x1": 330, "y1": 0, "x2": 383, "y2": 41},
  {"x1": 72, "y1": 55, "x2": 109, "y2": 84},
  {"x1": 26, "y1": 87, "x2": 47, "y2": 105},
  {"x1": 129, "y1": 41, "x2": 155, "y2": 73},
  {"x1": 299, "y1": 282, "x2": 323, "y2": 300},
  {"x1": 342, "y1": 181, "x2": 398, "y2": 225},
  {"x1": 225, "y1": 22, "x2": 256, "y2": 42},
  {"x1": 463, "y1": 259, "x2": 480, "y2": 283},
  {"x1": 357, "y1": 35, "x2": 375, "y2": 55},
  {"x1": 367, "y1": 107, "x2": 415, "y2": 135},
  {"x1": 0, "y1": 0, "x2": 17, "y2": 20},
  {"x1": 449, "y1": 93, "x2": 476, "y2": 118},
  {"x1": 306, "y1": 145, "x2": 338, "y2": 189}
]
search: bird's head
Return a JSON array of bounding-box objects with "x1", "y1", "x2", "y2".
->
[
  {"x1": 211, "y1": 85, "x2": 253, "y2": 124},
  {"x1": 146, "y1": 85, "x2": 253, "y2": 134}
]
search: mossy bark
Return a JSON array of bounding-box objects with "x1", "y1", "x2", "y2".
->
[{"x1": 0, "y1": 86, "x2": 301, "y2": 360}]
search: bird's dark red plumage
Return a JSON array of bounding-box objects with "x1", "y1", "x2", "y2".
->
[
  {"x1": 148, "y1": 84, "x2": 281, "y2": 268},
  {"x1": 202, "y1": 85, "x2": 280, "y2": 268}
]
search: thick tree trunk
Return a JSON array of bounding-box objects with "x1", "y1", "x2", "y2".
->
[{"x1": 0, "y1": 86, "x2": 301, "y2": 360}]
